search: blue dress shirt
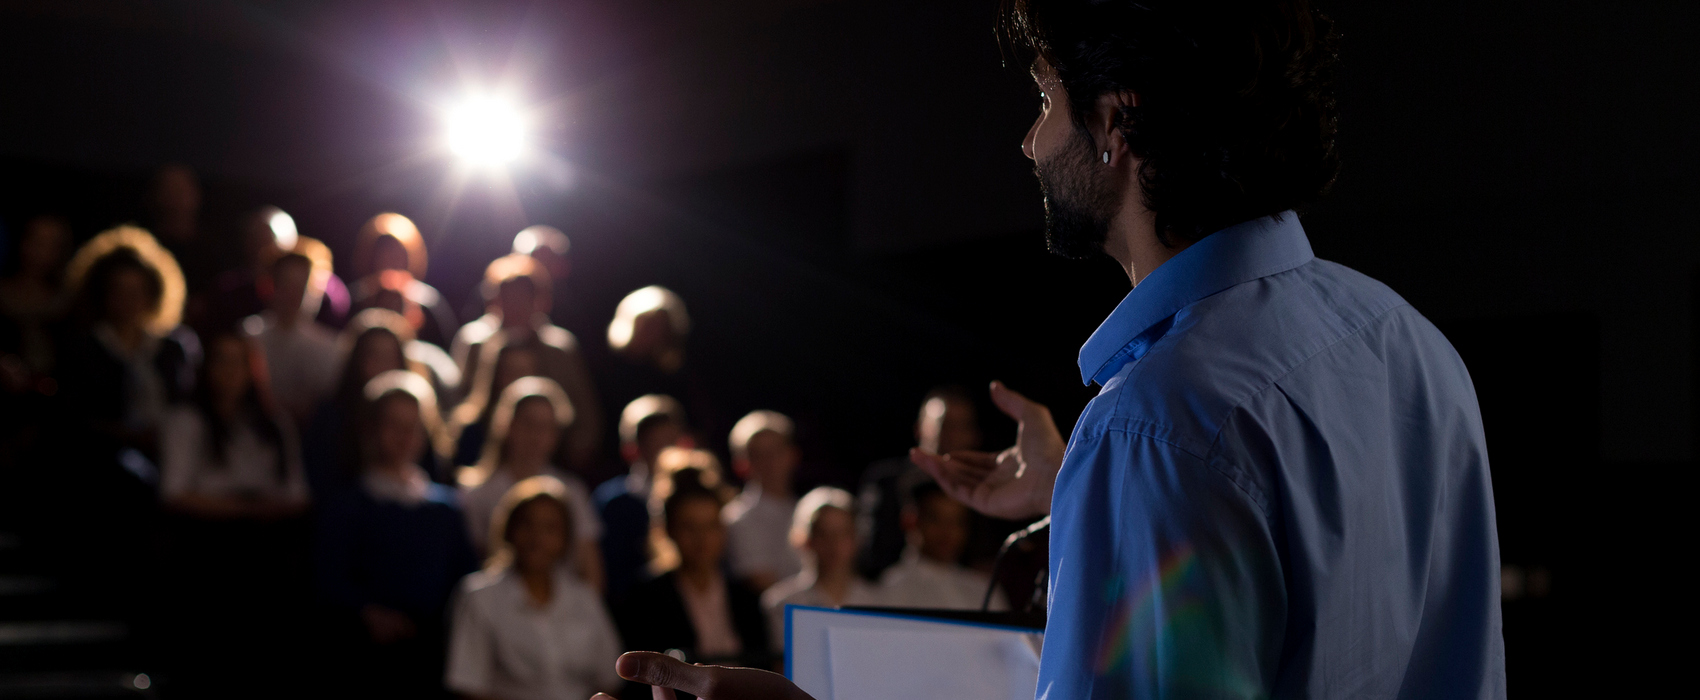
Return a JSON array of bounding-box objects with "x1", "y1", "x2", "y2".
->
[{"x1": 1037, "y1": 213, "x2": 1506, "y2": 699}]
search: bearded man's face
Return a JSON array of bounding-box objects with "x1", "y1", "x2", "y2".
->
[{"x1": 1035, "y1": 125, "x2": 1120, "y2": 259}]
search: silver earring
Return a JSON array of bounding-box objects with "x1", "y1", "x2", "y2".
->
[{"x1": 1102, "y1": 151, "x2": 1110, "y2": 164}]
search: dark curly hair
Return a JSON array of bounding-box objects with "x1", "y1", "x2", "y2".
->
[{"x1": 1000, "y1": 0, "x2": 1340, "y2": 246}]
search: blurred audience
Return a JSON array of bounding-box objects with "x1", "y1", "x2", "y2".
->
[
  {"x1": 244, "y1": 250, "x2": 340, "y2": 425},
  {"x1": 209, "y1": 206, "x2": 351, "y2": 332},
  {"x1": 59, "y1": 226, "x2": 195, "y2": 470},
  {"x1": 615, "y1": 474, "x2": 771, "y2": 692},
  {"x1": 348, "y1": 212, "x2": 457, "y2": 348},
  {"x1": 857, "y1": 387, "x2": 981, "y2": 579},
  {"x1": 723, "y1": 410, "x2": 803, "y2": 592},
  {"x1": 599, "y1": 285, "x2": 720, "y2": 454},
  {"x1": 302, "y1": 309, "x2": 439, "y2": 495},
  {"x1": 761, "y1": 487, "x2": 876, "y2": 649},
  {"x1": 594, "y1": 394, "x2": 688, "y2": 603},
  {"x1": 875, "y1": 481, "x2": 1005, "y2": 611},
  {"x1": 157, "y1": 329, "x2": 311, "y2": 695},
  {"x1": 459, "y1": 376, "x2": 605, "y2": 591},
  {"x1": 451, "y1": 252, "x2": 603, "y2": 469},
  {"x1": 315, "y1": 370, "x2": 476, "y2": 696},
  {"x1": 159, "y1": 330, "x2": 307, "y2": 518},
  {"x1": 0, "y1": 214, "x2": 72, "y2": 386},
  {"x1": 447, "y1": 475, "x2": 623, "y2": 700}
]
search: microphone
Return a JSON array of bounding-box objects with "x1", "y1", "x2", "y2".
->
[{"x1": 981, "y1": 515, "x2": 1051, "y2": 612}]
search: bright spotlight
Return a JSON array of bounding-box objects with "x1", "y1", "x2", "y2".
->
[{"x1": 444, "y1": 95, "x2": 527, "y2": 167}]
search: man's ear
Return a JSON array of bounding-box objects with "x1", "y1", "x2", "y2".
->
[{"x1": 1094, "y1": 91, "x2": 1140, "y2": 166}]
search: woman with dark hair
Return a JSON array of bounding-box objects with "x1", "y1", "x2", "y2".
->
[
  {"x1": 157, "y1": 330, "x2": 311, "y2": 696},
  {"x1": 302, "y1": 308, "x2": 451, "y2": 496},
  {"x1": 458, "y1": 376, "x2": 605, "y2": 591},
  {"x1": 159, "y1": 331, "x2": 306, "y2": 517},
  {"x1": 315, "y1": 370, "x2": 476, "y2": 697},
  {"x1": 448, "y1": 330, "x2": 570, "y2": 468},
  {"x1": 446, "y1": 475, "x2": 623, "y2": 700},
  {"x1": 615, "y1": 472, "x2": 771, "y2": 696}
]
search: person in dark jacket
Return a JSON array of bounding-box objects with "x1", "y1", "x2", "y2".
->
[
  {"x1": 615, "y1": 480, "x2": 770, "y2": 699},
  {"x1": 314, "y1": 370, "x2": 476, "y2": 697}
]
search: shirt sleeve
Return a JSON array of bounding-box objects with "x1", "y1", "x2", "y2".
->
[
  {"x1": 443, "y1": 583, "x2": 493, "y2": 696},
  {"x1": 1036, "y1": 428, "x2": 1284, "y2": 700}
]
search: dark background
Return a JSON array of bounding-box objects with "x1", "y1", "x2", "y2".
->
[{"x1": 1, "y1": 0, "x2": 1694, "y2": 694}]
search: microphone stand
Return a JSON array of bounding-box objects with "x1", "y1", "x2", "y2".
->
[{"x1": 981, "y1": 515, "x2": 1050, "y2": 613}]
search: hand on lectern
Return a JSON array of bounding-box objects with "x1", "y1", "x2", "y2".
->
[
  {"x1": 591, "y1": 651, "x2": 816, "y2": 700},
  {"x1": 911, "y1": 381, "x2": 1064, "y2": 520}
]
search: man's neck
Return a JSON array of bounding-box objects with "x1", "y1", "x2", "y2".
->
[{"x1": 1103, "y1": 206, "x2": 1189, "y2": 286}]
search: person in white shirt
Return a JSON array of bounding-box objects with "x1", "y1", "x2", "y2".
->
[
  {"x1": 761, "y1": 487, "x2": 879, "y2": 649},
  {"x1": 876, "y1": 481, "x2": 1006, "y2": 611},
  {"x1": 243, "y1": 251, "x2": 339, "y2": 426},
  {"x1": 722, "y1": 410, "x2": 803, "y2": 592},
  {"x1": 160, "y1": 330, "x2": 308, "y2": 518},
  {"x1": 459, "y1": 376, "x2": 605, "y2": 592},
  {"x1": 446, "y1": 475, "x2": 623, "y2": 700}
]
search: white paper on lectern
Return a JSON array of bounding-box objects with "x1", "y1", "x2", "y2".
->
[
  {"x1": 785, "y1": 606, "x2": 1042, "y2": 700},
  {"x1": 827, "y1": 626, "x2": 1039, "y2": 700}
]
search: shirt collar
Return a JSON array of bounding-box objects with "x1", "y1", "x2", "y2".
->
[{"x1": 1078, "y1": 212, "x2": 1314, "y2": 386}]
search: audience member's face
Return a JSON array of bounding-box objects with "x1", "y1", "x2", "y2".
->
[
  {"x1": 626, "y1": 310, "x2": 674, "y2": 362},
  {"x1": 918, "y1": 397, "x2": 981, "y2": 454},
  {"x1": 916, "y1": 494, "x2": 970, "y2": 564},
  {"x1": 745, "y1": 430, "x2": 799, "y2": 487},
  {"x1": 493, "y1": 348, "x2": 539, "y2": 399},
  {"x1": 18, "y1": 218, "x2": 71, "y2": 277},
  {"x1": 371, "y1": 235, "x2": 410, "y2": 274},
  {"x1": 271, "y1": 261, "x2": 312, "y2": 317},
  {"x1": 497, "y1": 278, "x2": 538, "y2": 327},
  {"x1": 356, "y1": 333, "x2": 405, "y2": 385},
  {"x1": 373, "y1": 394, "x2": 425, "y2": 466},
  {"x1": 510, "y1": 499, "x2": 569, "y2": 575},
  {"x1": 668, "y1": 497, "x2": 727, "y2": 572},
  {"x1": 205, "y1": 336, "x2": 251, "y2": 405},
  {"x1": 635, "y1": 420, "x2": 683, "y2": 467},
  {"x1": 105, "y1": 268, "x2": 157, "y2": 330},
  {"x1": 505, "y1": 398, "x2": 559, "y2": 466},
  {"x1": 807, "y1": 507, "x2": 857, "y2": 578}
]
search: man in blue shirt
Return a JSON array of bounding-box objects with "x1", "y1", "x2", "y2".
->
[{"x1": 598, "y1": 0, "x2": 1505, "y2": 697}]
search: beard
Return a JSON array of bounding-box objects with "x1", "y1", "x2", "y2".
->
[{"x1": 1035, "y1": 130, "x2": 1119, "y2": 259}]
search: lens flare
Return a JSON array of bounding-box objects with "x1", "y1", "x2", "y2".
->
[{"x1": 444, "y1": 95, "x2": 527, "y2": 167}]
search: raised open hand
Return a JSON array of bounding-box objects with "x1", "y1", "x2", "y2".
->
[
  {"x1": 590, "y1": 651, "x2": 815, "y2": 700},
  {"x1": 911, "y1": 381, "x2": 1065, "y2": 520}
]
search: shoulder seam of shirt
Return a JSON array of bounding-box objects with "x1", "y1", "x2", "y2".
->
[{"x1": 1200, "y1": 300, "x2": 1415, "y2": 511}]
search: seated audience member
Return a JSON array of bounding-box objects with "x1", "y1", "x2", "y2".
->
[
  {"x1": 314, "y1": 370, "x2": 477, "y2": 696},
  {"x1": 722, "y1": 410, "x2": 803, "y2": 592},
  {"x1": 209, "y1": 206, "x2": 351, "y2": 331},
  {"x1": 347, "y1": 212, "x2": 457, "y2": 348},
  {"x1": 59, "y1": 226, "x2": 195, "y2": 464},
  {"x1": 450, "y1": 252, "x2": 602, "y2": 468},
  {"x1": 244, "y1": 250, "x2": 339, "y2": 425},
  {"x1": 0, "y1": 214, "x2": 72, "y2": 386},
  {"x1": 875, "y1": 482, "x2": 1005, "y2": 611},
  {"x1": 303, "y1": 309, "x2": 451, "y2": 495},
  {"x1": 761, "y1": 487, "x2": 877, "y2": 648},
  {"x1": 615, "y1": 476, "x2": 771, "y2": 692},
  {"x1": 599, "y1": 286, "x2": 721, "y2": 450},
  {"x1": 593, "y1": 394, "x2": 687, "y2": 603},
  {"x1": 157, "y1": 329, "x2": 310, "y2": 694},
  {"x1": 459, "y1": 376, "x2": 605, "y2": 591},
  {"x1": 448, "y1": 333, "x2": 551, "y2": 467},
  {"x1": 159, "y1": 330, "x2": 307, "y2": 518},
  {"x1": 446, "y1": 475, "x2": 622, "y2": 700},
  {"x1": 858, "y1": 387, "x2": 981, "y2": 579}
]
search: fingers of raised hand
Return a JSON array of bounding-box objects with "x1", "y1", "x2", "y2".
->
[{"x1": 617, "y1": 652, "x2": 721, "y2": 697}]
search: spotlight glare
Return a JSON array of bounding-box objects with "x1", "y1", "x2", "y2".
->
[
  {"x1": 267, "y1": 210, "x2": 298, "y2": 250},
  {"x1": 444, "y1": 95, "x2": 527, "y2": 167}
]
